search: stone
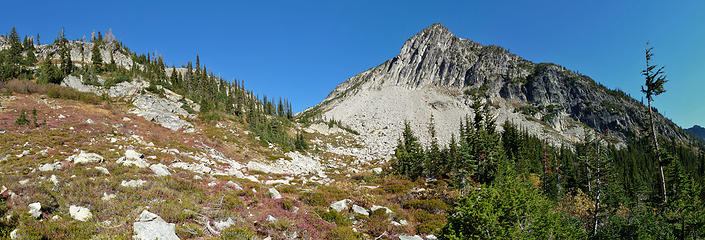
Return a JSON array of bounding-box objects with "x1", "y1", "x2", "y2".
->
[
  {"x1": 50, "y1": 175, "x2": 59, "y2": 185},
  {"x1": 121, "y1": 180, "x2": 146, "y2": 187},
  {"x1": 125, "y1": 149, "x2": 143, "y2": 160},
  {"x1": 28, "y1": 202, "x2": 41, "y2": 218},
  {"x1": 69, "y1": 205, "x2": 92, "y2": 222},
  {"x1": 213, "y1": 217, "x2": 235, "y2": 231},
  {"x1": 0, "y1": 185, "x2": 7, "y2": 195},
  {"x1": 67, "y1": 151, "x2": 104, "y2": 164},
  {"x1": 426, "y1": 235, "x2": 438, "y2": 240},
  {"x1": 129, "y1": 94, "x2": 194, "y2": 131},
  {"x1": 102, "y1": 192, "x2": 116, "y2": 201},
  {"x1": 58, "y1": 114, "x2": 66, "y2": 119},
  {"x1": 225, "y1": 181, "x2": 242, "y2": 190},
  {"x1": 85, "y1": 119, "x2": 94, "y2": 124},
  {"x1": 123, "y1": 117, "x2": 131, "y2": 121},
  {"x1": 10, "y1": 229, "x2": 18, "y2": 239},
  {"x1": 171, "y1": 162, "x2": 212, "y2": 175},
  {"x1": 39, "y1": 162, "x2": 62, "y2": 172},
  {"x1": 370, "y1": 167, "x2": 383, "y2": 174},
  {"x1": 117, "y1": 150, "x2": 150, "y2": 168},
  {"x1": 399, "y1": 235, "x2": 424, "y2": 240},
  {"x1": 94, "y1": 166, "x2": 110, "y2": 175},
  {"x1": 133, "y1": 210, "x2": 179, "y2": 240},
  {"x1": 370, "y1": 205, "x2": 393, "y2": 214},
  {"x1": 246, "y1": 151, "x2": 323, "y2": 176},
  {"x1": 330, "y1": 199, "x2": 352, "y2": 212},
  {"x1": 18, "y1": 179, "x2": 29, "y2": 185},
  {"x1": 352, "y1": 205, "x2": 369, "y2": 216},
  {"x1": 267, "y1": 188, "x2": 282, "y2": 199},
  {"x1": 150, "y1": 163, "x2": 171, "y2": 176},
  {"x1": 266, "y1": 215, "x2": 277, "y2": 222}
]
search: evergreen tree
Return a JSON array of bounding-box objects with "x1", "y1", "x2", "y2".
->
[
  {"x1": 393, "y1": 121, "x2": 425, "y2": 179},
  {"x1": 58, "y1": 29, "x2": 72, "y2": 76},
  {"x1": 91, "y1": 40, "x2": 103, "y2": 71},
  {"x1": 641, "y1": 42, "x2": 669, "y2": 204}
]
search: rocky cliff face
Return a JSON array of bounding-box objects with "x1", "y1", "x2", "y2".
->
[{"x1": 305, "y1": 23, "x2": 697, "y2": 157}]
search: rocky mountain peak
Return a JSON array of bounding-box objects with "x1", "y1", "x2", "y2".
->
[
  {"x1": 306, "y1": 23, "x2": 699, "y2": 157},
  {"x1": 686, "y1": 125, "x2": 705, "y2": 142}
]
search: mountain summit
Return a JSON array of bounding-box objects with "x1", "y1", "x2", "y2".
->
[
  {"x1": 302, "y1": 23, "x2": 696, "y2": 156},
  {"x1": 687, "y1": 125, "x2": 705, "y2": 142}
]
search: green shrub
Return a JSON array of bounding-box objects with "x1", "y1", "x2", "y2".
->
[
  {"x1": 294, "y1": 132, "x2": 309, "y2": 152},
  {"x1": 47, "y1": 85, "x2": 101, "y2": 104},
  {"x1": 439, "y1": 176, "x2": 586, "y2": 240},
  {"x1": 320, "y1": 210, "x2": 351, "y2": 226},
  {"x1": 327, "y1": 227, "x2": 365, "y2": 240},
  {"x1": 281, "y1": 199, "x2": 294, "y2": 211},
  {"x1": 15, "y1": 109, "x2": 29, "y2": 125},
  {"x1": 223, "y1": 194, "x2": 244, "y2": 210},
  {"x1": 103, "y1": 73, "x2": 131, "y2": 88},
  {"x1": 403, "y1": 199, "x2": 448, "y2": 214},
  {"x1": 219, "y1": 227, "x2": 256, "y2": 240},
  {"x1": 145, "y1": 82, "x2": 165, "y2": 96},
  {"x1": 176, "y1": 223, "x2": 203, "y2": 239},
  {"x1": 412, "y1": 210, "x2": 446, "y2": 234}
]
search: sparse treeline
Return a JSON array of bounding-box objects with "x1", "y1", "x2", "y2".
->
[{"x1": 0, "y1": 26, "x2": 303, "y2": 151}]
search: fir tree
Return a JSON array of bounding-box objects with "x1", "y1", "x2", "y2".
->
[
  {"x1": 91, "y1": 40, "x2": 103, "y2": 71},
  {"x1": 641, "y1": 42, "x2": 669, "y2": 204}
]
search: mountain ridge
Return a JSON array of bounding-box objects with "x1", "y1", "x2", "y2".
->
[
  {"x1": 303, "y1": 23, "x2": 698, "y2": 156},
  {"x1": 687, "y1": 125, "x2": 705, "y2": 142}
]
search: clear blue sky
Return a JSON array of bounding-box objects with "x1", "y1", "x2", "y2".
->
[{"x1": 2, "y1": 0, "x2": 703, "y2": 127}]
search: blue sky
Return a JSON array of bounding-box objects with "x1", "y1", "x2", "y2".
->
[{"x1": 1, "y1": 0, "x2": 703, "y2": 127}]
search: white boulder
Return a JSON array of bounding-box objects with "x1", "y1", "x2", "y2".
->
[
  {"x1": 117, "y1": 150, "x2": 150, "y2": 168},
  {"x1": 268, "y1": 188, "x2": 282, "y2": 199},
  {"x1": 28, "y1": 202, "x2": 41, "y2": 218},
  {"x1": 133, "y1": 210, "x2": 179, "y2": 240},
  {"x1": 330, "y1": 199, "x2": 352, "y2": 212},
  {"x1": 39, "y1": 162, "x2": 62, "y2": 172},
  {"x1": 69, "y1": 205, "x2": 92, "y2": 222},
  {"x1": 399, "y1": 235, "x2": 424, "y2": 240},
  {"x1": 370, "y1": 205, "x2": 393, "y2": 214},
  {"x1": 352, "y1": 205, "x2": 369, "y2": 216},
  {"x1": 67, "y1": 151, "x2": 104, "y2": 164},
  {"x1": 121, "y1": 180, "x2": 146, "y2": 187},
  {"x1": 150, "y1": 164, "x2": 171, "y2": 176}
]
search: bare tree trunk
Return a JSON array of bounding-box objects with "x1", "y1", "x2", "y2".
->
[
  {"x1": 593, "y1": 144, "x2": 602, "y2": 236},
  {"x1": 648, "y1": 100, "x2": 667, "y2": 203}
]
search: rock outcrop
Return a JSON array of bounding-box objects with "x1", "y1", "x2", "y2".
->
[{"x1": 304, "y1": 23, "x2": 699, "y2": 156}]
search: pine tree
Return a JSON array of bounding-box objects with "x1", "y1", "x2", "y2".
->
[
  {"x1": 641, "y1": 42, "x2": 668, "y2": 204},
  {"x1": 91, "y1": 40, "x2": 103, "y2": 71},
  {"x1": 58, "y1": 28, "x2": 72, "y2": 76}
]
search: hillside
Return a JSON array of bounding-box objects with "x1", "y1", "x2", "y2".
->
[
  {"x1": 303, "y1": 23, "x2": 697, "y2": 156},
  {"x1": 687, "y1": 125, "x2": 705, "y2": 142},
  {"x1": 0, "y1": 29, "x2": 448, "y2": 240}
]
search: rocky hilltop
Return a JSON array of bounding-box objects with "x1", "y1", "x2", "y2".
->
[
  {"x1": 304, "y1": 23, "x2": 697, "y2": 156},
  {"x1": 687, "y1": 125, "x2": 705, "y2": 142}
]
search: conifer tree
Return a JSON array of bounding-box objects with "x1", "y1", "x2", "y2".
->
[
  {"x1": 91, "y1": 40, "x2": 103, "y2": 71},
  {"x1": 641, "y1": 42, "x2": 668, "y2": 204}
]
